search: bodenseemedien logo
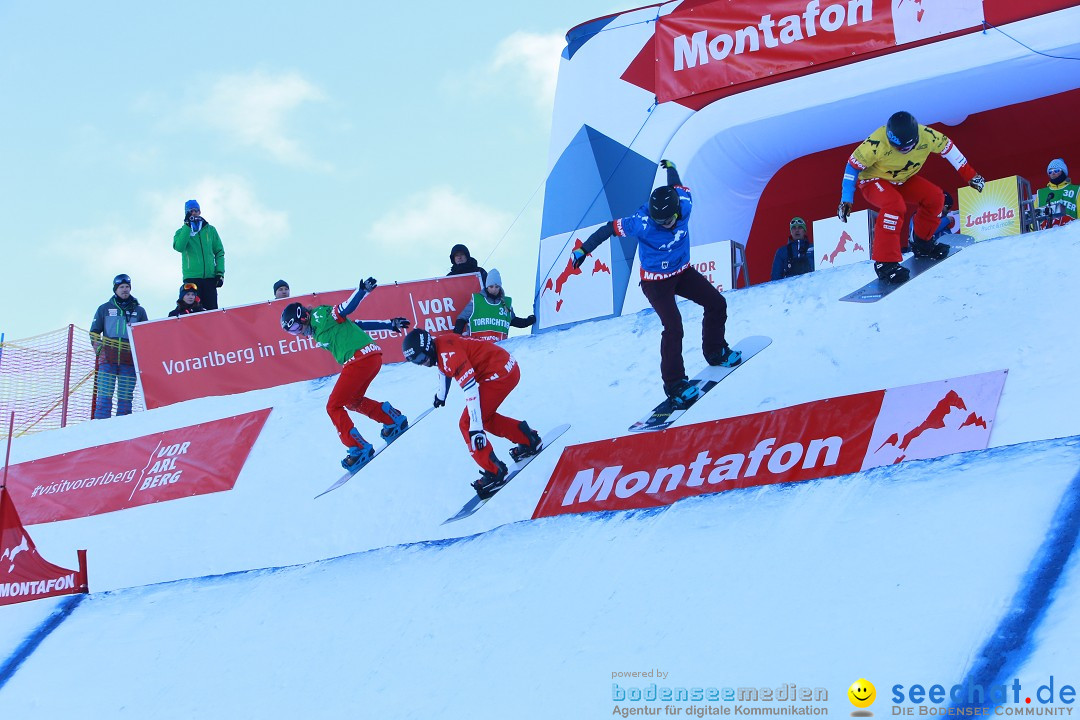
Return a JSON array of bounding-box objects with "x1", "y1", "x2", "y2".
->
[{"x1": 849, "y1": 678, "x2": 876, "y2": 716}]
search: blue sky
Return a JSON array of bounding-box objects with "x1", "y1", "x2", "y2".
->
[{"x1": 0, "y1": 0, "x2": 622, "y2": 340}]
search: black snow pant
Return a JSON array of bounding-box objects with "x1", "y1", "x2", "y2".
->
[
  {"x1": 640, "y1": 267, "x2": 728, "y2": 387},
  {"x1": 184, "y1": 277, "x2": 220, "y2": 310}
]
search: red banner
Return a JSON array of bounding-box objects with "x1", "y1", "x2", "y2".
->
[
  {"x1": 533, "y1": 371, "x2": 1006, "y2": 519},
  {"x1": 654, "y1": 0, "x2": 983, "y2": 102},
  {"x1": 131, "y1": 274, "x2": 482, "y2": 409},
  {"x1": 1, "y1": 488, "x2": 88, "y2": 605},
  {"x1": 4, "y1": 409, "x2": 271, "y2": 524}
]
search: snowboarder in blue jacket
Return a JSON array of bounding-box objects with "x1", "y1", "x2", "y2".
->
[{"x1": 570, "y1": 159, "x2": 740, "y2": 408}]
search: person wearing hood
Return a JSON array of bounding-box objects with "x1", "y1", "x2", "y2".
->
[
  {"x1": 452, "y1": 268, "x2": 536, "y2": 341},
  {"x1": 173, "y1": 199, "x2": 225, "y2": 309},
  {"x1": 89, "y1": 273, "x2": 149, "y2": 419},
  {"x1": 168, "y1": 282, "x2": 207, "y2": 317},
  {"x1": 1035, "y1": 158, "x2": 1077, "y2": 229},
  {"x1": 446, "y1": 243, "x2": 488, "y2": 286},
  {"x1": 770, "y1": 217, "x2": 815, "y2": 281}
]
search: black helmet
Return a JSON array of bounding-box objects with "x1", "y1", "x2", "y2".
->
[
  {"x1": 886, "y1": 111, "x2": 920, "y2": 153},
  {"x1": 649, "y1": 186, "x2": 680, "y2": 225},
  {"x1": 280, "y1": 302, "x2": 309, "y2": 335},
  {"x1": 402, "y1": 329, "x2": 436, "y2": 366},
  {"x1": 112, "y1": 273, "x2": 132, "y2": 291}
]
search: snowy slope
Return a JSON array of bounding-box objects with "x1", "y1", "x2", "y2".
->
[
  {"x1": 2, "y1": 225, "x2": 1079, "y2": 716},
  {"x1": 12, "y1": 225, "x2": 1080, "y2": 591}
]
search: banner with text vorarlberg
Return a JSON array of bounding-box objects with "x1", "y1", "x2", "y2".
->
[
  {"x1": 131, "y1": 274, "x2": 481, "y2": 409},
  {"x1": 5, "y1": 409, "x2": 271, "y2": 524}
]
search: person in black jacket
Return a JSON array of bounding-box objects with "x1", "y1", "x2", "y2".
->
[
  {"x1": 771, "y1": 217, "x2": 815, "y2": 281},
  {"x1": 446, "y1": 243, "x2": 488, "y2": 286},
  {"x1": 89, "y1": 273, "x2": 149, "y2": 419},
  {"x1": 168, "y1": 282, "x2": 207, "y2": 317}
]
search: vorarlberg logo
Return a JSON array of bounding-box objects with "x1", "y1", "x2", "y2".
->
[{"x1": 891, "y1": 677, "x2": 1075, "y2": 715}]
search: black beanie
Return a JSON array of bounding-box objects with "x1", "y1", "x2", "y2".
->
[{"x1": 449, "y1": 244, "x2": 470, "y2": 261}]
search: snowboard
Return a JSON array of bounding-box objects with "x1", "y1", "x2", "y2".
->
[
  {"x1": 628, "y1": 336, "x2": 773, "y2": 433},
  {"x1": 442, "y1": 423, "x2": 571, "y2": 524},
  {"x1": 839, "y1": 234, "x2": 975, "y2": 303},
  {"x1": 314, "y1": 406, "x2": 435, "y2": 499}
]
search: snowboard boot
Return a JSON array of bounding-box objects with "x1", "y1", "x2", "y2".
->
[
  {"x1": 911, "y1": 236, "x2": 950, "y2": 259},
  {"x1": 874, "y1": 261, "x2": 910, "y2": 284},
  {"x1": 509, "y1": 421, "x2": 543, "y2": 463},
  {"x1": 379, "y1": 402, "x2": 408, "y2": 442},
  {"x1": 663, "y1": 377, "x2": 702, "y2": 410},
  {"x1": 342, "y1": 431, "x2": 375, "y2": 471},
  {"x1": 471, "y1": 459, "x2": 510, "y2": 500},
  {"x1": 705, "y1": 344, "x2": 742, "y2": 368}
]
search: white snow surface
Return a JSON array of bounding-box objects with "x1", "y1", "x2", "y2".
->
[{"x1": 2, "y1": 225, "x2": 1080, "y2": 717}]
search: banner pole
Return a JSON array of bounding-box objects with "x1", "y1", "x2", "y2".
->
[{"x1": 2, "y1": 412, "x2": 13, "y2": 491}]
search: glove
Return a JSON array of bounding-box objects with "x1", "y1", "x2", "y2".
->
[
  {"x1": 469, "y1": 430, "x2": 487, "y2": 451},
  {"x1": 571, "y1": 248, "x2": 587, "y2": 269},
  {"x1": 216, "y1": 277, "x2": 224, "y2": 288},
  {"x1": 362, "y1": 277, "x2": 377, "y2": 292},
  {"x1": 389, "y1": 317, "x2": 410, "y2": 332},
  {"x1": 660, "y1": 159, "x2": 676, "y2": 170},
  {"x1": 453, "y1": 318, "x2": 467, "y2": 335},
  {"x1": 838, "y1": 201, "x2": 852, "y2": 223},
  {"x1": 433, "y1": 394, "x2": 446, "y2": 409},
  {"x1": 969, "y1": 174, "x2": 985, "y2": 193},
  {"x1": 523, "y1": 314, "x2": 536, "y2": 327}
]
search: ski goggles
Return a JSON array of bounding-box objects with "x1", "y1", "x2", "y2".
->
[
  {"x1": 886, "y1": 130, "x2": 918, "y2": 153},
  {"x1": 283, "y1": 320, "x2": 305, "y2": 336},
  {"x1": 181, "y1": 283, "x2": 198, "y2": 294},
  {"x1": 405, "y1": 348, "x2": 432, "y2": 366}
]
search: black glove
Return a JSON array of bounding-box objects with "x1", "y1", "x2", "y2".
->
[
  {"x1": 362, "y1": 277, "x2": 377, "y2": 292},
  {"x1": 216, "y1": 277, "x2": 224, "y2": 288},
  {"x1": 524, "y1": 314, "x2": 536, "y2": 327},
  {"x1": 453, "y1": 318, "x2": 467, "y2": 335},
  {"x1": 838, "y1": 201, "x2": 852, "y2": 223},
  {"x1": 660, "y1": 159, "x2": 676, "y2": 170},
  {"x1": 389, "y1": 317, "x2": 410, "y2": 332},
  {"x1": 433, "y1": 394, "x2": 446, "y2": 409},
  {"x1": 571, "y1": 248, "x2": 587, "y2": 269},
  {"x1": 969, "y1": 174, "x2": 985, "y2": 193},
  {"x1": 469, "y1": 430, "x2": 488, "y2": 451},
  {"x1": 942, "y1": 191, "x2": 954, "y2": 215}
]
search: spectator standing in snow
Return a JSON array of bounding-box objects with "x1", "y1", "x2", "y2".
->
[{"x1": 173, "y1": 199, "x2": 225, "y2": 309}]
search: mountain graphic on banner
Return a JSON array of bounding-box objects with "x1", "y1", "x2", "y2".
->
[
  {"x1": 875, "y1": 390, "x2": 989, "y2": 463},
  {"x1": 822, "y1": 231, "x2": 866, "y2": 265},
  {"x1": 542, "y1": 238, "x2": 612, "y2": 313}
]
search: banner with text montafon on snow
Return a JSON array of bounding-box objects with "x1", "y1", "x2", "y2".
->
[{"x1": 533, "y1": 371, "x2": 1007, "y2": 518}]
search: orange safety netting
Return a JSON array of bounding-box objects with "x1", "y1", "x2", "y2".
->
[{"x1": 0, "y1": 326, "x2": 145, "y2": 438}]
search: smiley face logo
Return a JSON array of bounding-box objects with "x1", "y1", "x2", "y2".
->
[{"x1": 848, "y1": 678, "x2": 876, "y2": 709}]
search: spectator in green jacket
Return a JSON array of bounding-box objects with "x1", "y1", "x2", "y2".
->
[{"x1": 172, "y1": 199, "x2": 225, "y2": 309}]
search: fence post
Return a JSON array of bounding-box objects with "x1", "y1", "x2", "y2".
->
[{"x1": 62, "y1": 324, "x2": 75, "y2": 429}]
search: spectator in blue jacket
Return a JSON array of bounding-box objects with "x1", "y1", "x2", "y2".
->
[
  {"x1": 771, "y1": 217, "x2": 815, "y2": 281},
  {"x1": 569, "y1": 159, "x2": 741, "y2": 408},
  {"x1": 89, "y1": 273, "x2": 149, "y2": 419}
]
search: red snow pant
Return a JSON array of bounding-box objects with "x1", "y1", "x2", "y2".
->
[
  {"x1": 327, "y1": 350, "x2": 394, "y2": 447},
  {"x1": 860, "y1": 175, "x2": 945, "y2": 263},
  {"x1": 640, "y1": 267, "x2": 729, "y2": 387},
  {"x1": 458, "y1": 363, "x2": 530, "y2": 473}
]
